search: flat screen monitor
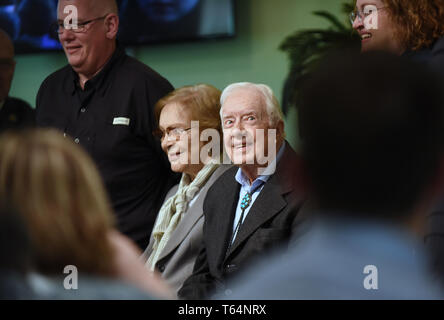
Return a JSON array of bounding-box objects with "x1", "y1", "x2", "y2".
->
[{"x1": 0, "y1": 0, "x2": 236, "y2": 54}]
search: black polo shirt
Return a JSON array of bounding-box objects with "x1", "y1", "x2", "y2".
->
[{"x1": 36, "y1": 45, "x2": 179, "y2": 249}]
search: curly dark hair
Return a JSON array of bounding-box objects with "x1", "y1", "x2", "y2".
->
[{"x1": 383, "y1": 0, "x2": 444, "y2": 51}]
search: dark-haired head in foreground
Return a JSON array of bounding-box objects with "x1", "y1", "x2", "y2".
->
[{"x1": 298, "y1": 50, "x2": 444, "y2": 225}]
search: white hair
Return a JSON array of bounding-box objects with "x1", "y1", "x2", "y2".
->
[{"x1": 220, "y1": 82, "x2": 284, "y2": 127}]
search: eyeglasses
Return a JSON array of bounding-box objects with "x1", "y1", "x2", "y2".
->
[
  {"x1": 156, "y1": 127, "x2": 192, "y2": 141},
  {"x1": 52, "y1": 14, "x2": 109, "y2": 35},
  {"x1": 349, "y1": 6, "x2": 387, "y2": 25}
]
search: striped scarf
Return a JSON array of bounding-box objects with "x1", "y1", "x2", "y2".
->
[{"x1": 147, "y1": 161, "x2": 219, "y2": 271}]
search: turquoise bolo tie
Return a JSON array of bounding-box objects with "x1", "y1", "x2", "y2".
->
[
  {"x1": 225, "y1": 179, "x2": 266, "y2": 257},
  {"x1": 226, "y1": 192, "x2": 254, "y2": 256},
  {"x1": 240, "y1": 192, "x2": 252, "y2": 210}
]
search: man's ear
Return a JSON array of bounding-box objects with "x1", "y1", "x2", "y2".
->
[
  {"x1": 276, "y1": 119, "x2": 285, "y2": 142},
  {"x1": 105, "y1": 14, "x2": 119, "y2": 39}
]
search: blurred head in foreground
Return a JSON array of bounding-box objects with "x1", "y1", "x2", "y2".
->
[
  {"x1": 0, "y1": 129, "x2": 115, "y2": 276},
  {"x1": 297, "y1": 50, "x2": 444, "y2": 228}
]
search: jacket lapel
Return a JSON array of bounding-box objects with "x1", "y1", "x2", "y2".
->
[
  {"x1": 156, "y1": 199, "x2": 204, "y2": 262},
  {"x1": 225, "y1": 175, "x2": 287, "y2": 258},
  {"x1": 224, "y1": 145, "x2": 298, "y2": 258},
  {"x1": 158, "y1": 165, "x2": 233, "y2": 262},
  {"x1": 206, "y1": 167, "x2": 240, "y2": 268}
]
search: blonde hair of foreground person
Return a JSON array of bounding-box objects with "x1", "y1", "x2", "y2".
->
[{"x1": 0, "y1": 129, "x2": 173, "y2": 298}]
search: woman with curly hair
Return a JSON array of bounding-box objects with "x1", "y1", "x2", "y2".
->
[{"x1": 351, "y1": 0, "x2": 444, "y2": 67}]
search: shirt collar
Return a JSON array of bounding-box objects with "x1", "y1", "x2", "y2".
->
[
  {"x1": 235, "y1": 141, "x2": 286, "y2": 188},
  {"x1": 67, "y1": 43, "x2": 125, "y2": 96}
]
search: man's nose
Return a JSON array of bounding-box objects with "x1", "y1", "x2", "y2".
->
[
  {"x1": 161, "y1": 137, "x2": 170, "y2": 151},
  {"x1": 231, "y1": 127, "x2": 247, "y2": 140},
  {"x1": 232, "y1": 119, "x2": 244, "y2": 131},
  {"x1": 59, "y1": 28, "x2": 75, "y2": 42}
]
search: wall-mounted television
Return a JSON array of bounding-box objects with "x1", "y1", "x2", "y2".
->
[{"x1": 0, "y1": 0, "x2": 236, "y2": 54}]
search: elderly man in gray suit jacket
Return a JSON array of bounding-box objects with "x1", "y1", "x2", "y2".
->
[{"x1": 178, "y1": 82, "x2": 306, "y2": 300}]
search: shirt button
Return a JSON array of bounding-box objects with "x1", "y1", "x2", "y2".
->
[
  {"x1": 80, "y1": 108, "x2": 86, "y2": 113},
  {"x1": 74, "y1": 138, "x2": 80, "y2": 144}
]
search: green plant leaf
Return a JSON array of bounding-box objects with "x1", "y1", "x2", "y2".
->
[{"x1": 279, "y1": 2, "x2": 359, "y2": 115}]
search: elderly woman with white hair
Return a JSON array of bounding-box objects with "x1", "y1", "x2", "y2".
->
[{"x1": 143, "y1": 84, "x2": 231, "y2": 296}]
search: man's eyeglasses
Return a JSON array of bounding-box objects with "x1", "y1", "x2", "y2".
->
[
  {"x1": 51, "y1": 14, "x2": 109, "y2": 35},
  {"x1": 155, "y1": 127, "x2": 192, "y2": 141},
  {"x1": 349, "y1": 6, "x2": 387, "y2": 25}
]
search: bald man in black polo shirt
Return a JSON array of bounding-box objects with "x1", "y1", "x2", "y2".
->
[{"x1": 36, "y1": 0, "x2": 179, "y2": 249}]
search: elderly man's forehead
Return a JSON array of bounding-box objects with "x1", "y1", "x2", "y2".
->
[
  {"x1": 228, "y1": 86, "x2": 264, "y2": 102},
  {"x1": 222, "y1": 89, "x2": 268, "y2": 116}
]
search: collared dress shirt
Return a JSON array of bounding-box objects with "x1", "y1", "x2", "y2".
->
[{"x1": 231, "y1": 142, "x2": 286, "y2": 241}]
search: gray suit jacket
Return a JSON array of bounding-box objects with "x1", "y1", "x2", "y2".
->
[{"x1": 143, "y1": 164, "x2": 232, "y2": 295}]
